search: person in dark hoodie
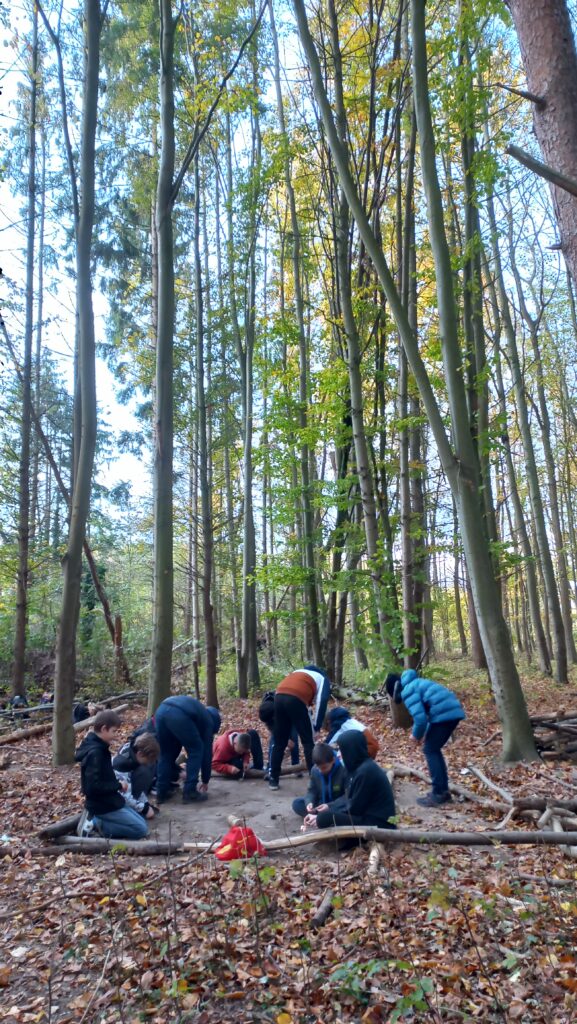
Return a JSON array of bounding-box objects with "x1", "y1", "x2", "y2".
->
[
  {"x1": 306, "y1": 730, "x2": 396, "y2": 834},
  {"x1": 154, "y1": 696, "x2": 221, "y2": 804},
  {"x1": 292, "y1": 742, "x2": 348, "y2": 818},
  {"x1": 75, "y1": 710, "x2": 149, "y2": 839}
]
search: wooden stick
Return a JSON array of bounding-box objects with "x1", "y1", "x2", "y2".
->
[
  {"x1": 311, "y1": 887, "x2": 334, "y2": 927},
  {"x1": 394, "y1": 764, "x2": 510, "y2": 812},
  {"x1": 244, "y1": 763, "x2": 306, "y2": 779},
  {"x1": 514, "y1": 797, "x2": 577, "y2": 812},
  {"x1": 0, "y1": 704, "x2": 130, "y2": 747},
  {"x1": 467, "y1": 766, "x2": 514, "y2": 804},
  {"x1": 481, "y1": 729, "x2": 500, "y2": 748},
  {"x1": 507, "y1": 144, "x2": 577, "y2": 199},
  {"x1": 46, "y1": 827, "x2": 577, "y2": 856}
]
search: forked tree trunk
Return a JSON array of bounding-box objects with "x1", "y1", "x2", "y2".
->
[{"x1": 291, "y1": 0, "x2": 538, "y2": 760}]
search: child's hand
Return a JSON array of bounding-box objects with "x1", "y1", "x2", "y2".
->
[
  {"x1": 145, "y1": 806, "x2": 155, "y2": 819},
  {"x1": 287, "y1": 739, "x2": 295, "y2": 751},
  {"x1": 315, "y1": 803, "x2": 328, "y2": 812},
  {"x1": 306, "y1": 802, "x2": 314, "y2": 813},
  {"x1": 303, "y1": 814, "x2": 318, "y2": 830},
  {"x1": 411, "y1": 735, "x2": 422, "y2": 745},
  {"x1": 197, "y1": 782, "x2": 209, "y2": 793},
  {"x1": 229, "y1": 766, "x2": 241, "y2": 776},
  {"x1": 120, "y1": 780, "x2": 129, "y2": 792}
]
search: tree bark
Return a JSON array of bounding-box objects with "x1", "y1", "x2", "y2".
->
[{"x1": 507, "y1": 0, "x2": 577, "y2": 288}]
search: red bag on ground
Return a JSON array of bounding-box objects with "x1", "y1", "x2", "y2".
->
[{"x1": 214, "y1": 825, "x2": 266, "y2": 861}]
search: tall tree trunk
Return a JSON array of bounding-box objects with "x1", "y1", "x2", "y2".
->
[
  {"x1": 53, "y1": 0, "x2": 100, "y2": 763},
  {"x1": 508, "y1": 0, "x2": 577, "y2": 288},
  {"x1": 291, "y1": 0, "x2": 538, "y2": 759},
  {"x1": 269, "y1": 0, "x2": 323, "y2": 668},
  {"x1": 149, "y1": 0, "x2": 176, "y2": 714},
  {"x1": 13, "y1": 5, "x2": 38, "y2": 699},
  {"x1": 193, "y1": 153, "x2": 218, "y2": 707}
]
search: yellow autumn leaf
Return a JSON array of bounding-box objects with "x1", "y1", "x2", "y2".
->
[
  {"x1": 135, "y1": 893, "x2": 147, "y2": 907},
  {"x1": 277, "y1": 1014, "x2": 292, "y2": 1024}
]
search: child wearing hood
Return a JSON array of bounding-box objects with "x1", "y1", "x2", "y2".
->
[
  {"x1": 398, "y1": 669, "x2": 465, "y2": 807},
  {"x1": 306, "y1": 731, "x2": 396, "y2": 833},
  {"x1": 325, "y1": 706, "x2": 380, "y2": 759},
  {"x1": 75, "y1": 710, "x2": 149, "y2": 839}
]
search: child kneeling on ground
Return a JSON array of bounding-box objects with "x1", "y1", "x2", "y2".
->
[
  {"x1": 75, "y1": 710, "x2": 149, "y2": 839},
  {"x1": 113, "y1": 732, "x2": 160, "y2": 820},
  {"x1": 305, "y1": 731, "x2": 396, "y2": 835},
  {"x1": 212, "y1": 729, "x2": 264, "y2": 777},
  {"x1": 292, "y1": 742, "x2": 348, "y2": 818}
]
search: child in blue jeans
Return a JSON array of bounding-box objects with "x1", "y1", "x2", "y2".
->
[{"x1": 75, "y1": 710, "x2": 148, "y2": 839}]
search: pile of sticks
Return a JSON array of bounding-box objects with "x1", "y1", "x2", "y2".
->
[{"x1": 530, "y1": 710, "x2": 577, "y2": 761}]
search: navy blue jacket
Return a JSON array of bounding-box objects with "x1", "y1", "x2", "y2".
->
[
  {"x1": 156, "y1": 697, "x2": 218, "y2": 785},
  {"x1": 400, "y1": 670, "x2": 465, "y2": 741},
  {"x1": 305, "y1": 760, "x2": 348, "y2": 808}
]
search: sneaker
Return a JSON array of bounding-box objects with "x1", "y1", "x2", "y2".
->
[
  {"x1": 182, "y1": 790, "x2": 208, "y2": 803},
  {"x1": 417, "y1": 792, "x2": 452, "y2": 808},
  {"x1": 268, "y1": 779, "x2": 280, "y2": 791},
  {"x1": 263, "y1": 771, "x2": 271, "y2": 782},
  {"x1": 76, "y1": 809, "x2": 94, "y2": 837}
]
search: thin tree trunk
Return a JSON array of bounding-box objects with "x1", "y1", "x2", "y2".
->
[
  {"x1": 13, "y1": 5, "x2": 38, "y2": 699},
  {"x1": 53, "y1": 0, "x2": 100, "y2": 763},
  {"x1": 193, "y1": 153, "x2": 218, "y2": 707}
]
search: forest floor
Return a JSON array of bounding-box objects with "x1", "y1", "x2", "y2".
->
[{"x1": 1, "y1": 661, "x2": 577, "y2": 1023}]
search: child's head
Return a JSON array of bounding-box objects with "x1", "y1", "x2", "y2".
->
[
  {"x1": 134, "y1": 733, "x2": 160, "y2": 765},
  {"x1": 93, "y1": 709, "x2": 122, "y2": 745},
  {"x1": 312, "y1": 742, "x2": 336, "y2": 775},
  {"x1": 233, "y1": 732, "x2": 251, "y2": 755}
]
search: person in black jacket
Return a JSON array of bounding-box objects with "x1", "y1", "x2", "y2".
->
[
  {"x1": 75, "y1": 710, "x2": 149, "y2": 839},
  {"x1": 155, "y1": 697, "x2": 221, "y2": 803},
  {"x1": 308, "y1": 730, "x2": 396, "y2": 834}
]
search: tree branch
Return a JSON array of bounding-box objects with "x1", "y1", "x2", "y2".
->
[{"x1": 506, "y1": 144, "x2": 577, "y2": 200}]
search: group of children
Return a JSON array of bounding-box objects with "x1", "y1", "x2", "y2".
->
[{"x1": 75, "y1": 666, "x2": 466, "y2": 841}]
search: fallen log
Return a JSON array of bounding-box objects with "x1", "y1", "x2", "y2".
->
[
  {"x1": 514, "y1": 797, "x2": 577, "y2": 813},
  {"x1": 46, "y1": 827, "x2": 577, "y2": 855},
  {"x1": 37, "y1": 813, "x2": 82, "y2": 840},
  {"x1": 0, "y1": 704, "x2": 130, "y2": 747},
  {"x1": 394, "y1": 764, "x2": 510, "y2": 813}
]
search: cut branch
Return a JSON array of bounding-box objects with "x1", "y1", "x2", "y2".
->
[{"x1": 506, "y1": 144, "x2": 577, "y2": 200}]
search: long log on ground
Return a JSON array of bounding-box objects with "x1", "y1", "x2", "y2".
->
[
  {"x1": 244, "y1": 763, "x2": 307, "y2": 779},
  {"x1": 514, "y1": 797, "x2": 577, "y2": 812},
  {"x1": 530, "y1": 711, "x2": 577, "y2": 723},
  {"x1": 37, "y1": 813, "x2": 82, "y2": 839},
  {"x1": 394, "y1": 764, "x2": 510, "y2": 812},
  {"x1": 46, "y1": 828, "x2": 577, "y2": 856},
  {"x1": 0, "y1": 704, "x2": 130, "y2": 747}
]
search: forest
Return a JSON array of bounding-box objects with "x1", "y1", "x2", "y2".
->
[
  {"x1": 3, "y1": 1, "x2": 577, "y2": 1021},
  {"x1": 2, "y1": 0, "x2": 577, "y2": 760}
]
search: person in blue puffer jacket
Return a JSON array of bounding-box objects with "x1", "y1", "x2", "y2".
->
[{"x1": 399, "y1": 669, "x2": 466, "y2": 807}]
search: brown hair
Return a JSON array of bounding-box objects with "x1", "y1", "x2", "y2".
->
[
  {"x1": 312, "y1": 742, "x2": 336, "y2": 766},
  {"x1": 93, "y1": 710, "x2": 122, "y2": 733},
  {"x1": 235, "y1": 732, "x2": 251, "y2": 752},
  {"x1": 134, "y1": 733, "x2": 160, "y2": 761}
]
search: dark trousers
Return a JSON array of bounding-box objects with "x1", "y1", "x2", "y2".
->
[
  {"x1": 267, "y1": 727, "x2": 300, "y2": 771},
  {"x1": 155, "y1": 704, "x2": 203, "y2": 799},
  {"x1": 423, "y1": 720, "x2": 459, "y2": 796},
  {"x1": 270, "y1": 693, "x2": 314, "y2": 782}
]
